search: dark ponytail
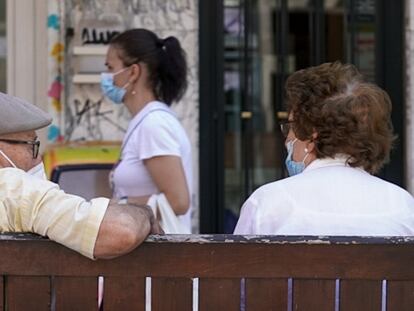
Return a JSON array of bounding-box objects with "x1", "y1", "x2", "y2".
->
[
  {"x1": 158, "y1": 36, "x2": 188, "y2": 105},
  {"x1": 110, "y1": 29, "x2": 188, "y2": 105}
]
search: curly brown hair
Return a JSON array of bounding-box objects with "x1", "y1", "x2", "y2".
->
[{"x1": 285, "y1": 62, "x2": 395, "y2": 174}]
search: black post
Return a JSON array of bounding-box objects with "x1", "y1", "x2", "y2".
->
[
  {"x1": 375, "y1": 0, "x2": 404, "y2": 187},
  {"x1": 199, "y1": 0, "x2": 225, "y2": 233}
]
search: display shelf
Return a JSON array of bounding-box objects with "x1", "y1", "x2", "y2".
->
[
  {"x1": 73, "y1": 45, "x2": 108, "y2": 55},
  {"x1": 72, "y1": 74, "x2": 101, "y2": 84}
]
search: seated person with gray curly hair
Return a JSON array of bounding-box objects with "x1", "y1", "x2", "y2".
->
[
  {"x1": 235, "y1": 62, "x2": 414, "y2": 235},
  {"x1": 0, "y1": 92, "x2": 162, "y2": 259}
]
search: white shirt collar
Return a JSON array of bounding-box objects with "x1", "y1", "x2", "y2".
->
[{"x1": 304, "y1": 154, "x2": 365, "y2": 173}]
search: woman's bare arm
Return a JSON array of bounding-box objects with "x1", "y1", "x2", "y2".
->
[{"x1": 144, "y1": 155, "x2": 190, "y2": 215}]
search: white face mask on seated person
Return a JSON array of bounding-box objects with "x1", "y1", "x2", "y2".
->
[{"x1": 0, "y1": 149, "x2": 47, "y2": 180}]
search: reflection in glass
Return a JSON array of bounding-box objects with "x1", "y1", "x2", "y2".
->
[
  {"x1": 0, "y1": 0, "x2": 6, "y2": 92},
  {"x1": 222, "y1": 0, "x2": 377, "y2": 232},
  {"x1": 346, "y1": 0, "x2": 376, "y2": 81},
  {"x1": 224, "y1": 0, "x2": 244, "y2": 232},
  {"x1": 223, "y1": 0, "x2": 284, "y2": 232}
]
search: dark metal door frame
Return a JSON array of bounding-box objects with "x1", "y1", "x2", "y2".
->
[
  {"x1": 375, "y1": 0, "x2": 404, "y2": 186},
  {"x1": 199, "y1": 0, "x2": 225, "y2": 233}
]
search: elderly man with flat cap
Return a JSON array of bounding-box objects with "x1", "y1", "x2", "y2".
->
[{"x1": 0, "y1": 92, "x2": 162, "y2": 259}]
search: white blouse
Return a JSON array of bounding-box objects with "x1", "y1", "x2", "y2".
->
[{"x1": 235, "y1": 156, "x2": 414, "y2": 236}]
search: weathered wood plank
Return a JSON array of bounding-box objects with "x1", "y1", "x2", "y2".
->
[
  {"x1": 6, "y1": 276, "x2": 50, "y2": 310},
  {"x1": 103, "y1": 277, "x2": 145, "y2": 310},
  {"x1": 340, "y1": 280, "x2": 381, "y2": 311},
  {"x1": 293, "y1": 279, "x2": 335, "y2": 311},
  {"x1": 5, "y1": 233, "x2": 414, "y2": 245},
  {"x1": 199, "y1": 278, "x2": 240, "y2": 311},
  {"x1": 54, "y1": 276, "x2": 97, "y2": 311},
  {"x1": 152, "y1": 277, "x2": 193, "y2": 311},
  {"x1": 245, "y1": 278, "x2": 287, "y2": 310},
  {"x1": 387, "y1": 280, "x2": 414, "y2": 311},
  {"x1": 2, "y1": 238, "x2": 414, "y2": 279}
]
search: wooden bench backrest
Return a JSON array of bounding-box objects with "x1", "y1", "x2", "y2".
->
[{"x1": 1, "y1": 234, "x2": 414, "y2": 310}]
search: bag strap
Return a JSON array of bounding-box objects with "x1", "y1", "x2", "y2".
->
[{"x1": 120, "y1": 107, "x2": 175, "y2": 159}]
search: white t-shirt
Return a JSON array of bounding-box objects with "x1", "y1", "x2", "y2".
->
[
  {"x1": 234, "y1": 156, "x2": 414, "y2": 236},
  {"x1": 113, "y1": 101, "x2": 192, "y2": 229}
]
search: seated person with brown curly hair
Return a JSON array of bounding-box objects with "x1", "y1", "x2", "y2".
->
[{"x1": 235, "y1": 62, "x2": 414, "y2": 235}]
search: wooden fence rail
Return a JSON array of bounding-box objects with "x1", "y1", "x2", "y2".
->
[{"x1": 1, "y1": 233, "x2": 414, "y2": 310}]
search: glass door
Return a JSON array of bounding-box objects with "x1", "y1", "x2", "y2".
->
[
  {"x1": 221, "y1": 0, "x2": 391, "y2": 232},
  {"x1": 224, "y1": 0, "x2": 286, "y2": 232}
]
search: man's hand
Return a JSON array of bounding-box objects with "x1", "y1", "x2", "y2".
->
[
  {"x1": 150, "y1": 219, "x2": 164, "y2": 234},
  {"x1": 93, "y1": 201, "x2": 162, "y2": 259},
  {"x1": 133, "y1": 204, "x2": 164, "y2": 235}
]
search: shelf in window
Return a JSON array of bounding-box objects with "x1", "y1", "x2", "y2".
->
[
  {"x1": 73, "y1": 46, "x2": 108, "y2": 56},
  {"x1": 73, "y1": 74, "x2": 101, "y2": 84}
]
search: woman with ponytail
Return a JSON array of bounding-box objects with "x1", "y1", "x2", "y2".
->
[{"x1": 101, "y1": 28, "x2": 192, "y2": 232}]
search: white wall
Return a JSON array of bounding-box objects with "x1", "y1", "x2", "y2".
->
[
  {"x1": 7, "y1": 0, "x2": 49, "y2": 151},
  {"x1": 405, "y1": 0, "x2": 414, "y2": 194}
]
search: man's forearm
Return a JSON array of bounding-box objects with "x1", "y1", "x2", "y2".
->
[{"x1": 93, "y1": 202, "x2": 153, "y2": 259}]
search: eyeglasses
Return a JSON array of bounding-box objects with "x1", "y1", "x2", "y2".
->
[
  {"x1": 0, "y1": 139, "x2": 40, "y2": 159},
  {"x1": 279, "y1": 120, "x2": 294, "y2": 137}
]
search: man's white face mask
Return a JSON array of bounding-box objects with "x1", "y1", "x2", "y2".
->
[
  {"x1": 27, "y1": 162, "x2": 48, "y2": 180},
  {"x1": 0, "y1": 149, "x2": 47, "y2": 180}
]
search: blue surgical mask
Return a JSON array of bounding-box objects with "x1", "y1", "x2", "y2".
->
[
  {"x1": 285, "y1": 138, "x2": 309, "y2": 176},
  {"x1": 100, "y1": 67, "x2": 130, "y2": 104}
]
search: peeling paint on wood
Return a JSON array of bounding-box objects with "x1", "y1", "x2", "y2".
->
[
  {"x1": 1, "y1": 233, "x2": 414, "y2": 245},
  {"x1": 0, "y1": 233, "x2": 47, "y2": 241},
  {"x1": 138, "y1": 234, "x2": 414, "y2": 244},
  {"x1": 145, "y1": 234, "x2": 414, "y2": 245}
]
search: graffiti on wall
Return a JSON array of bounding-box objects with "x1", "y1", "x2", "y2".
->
[
  {"x1": 65, "y1": 97, "x2": 127, "y2": 141},
  {"x1": 127, "y1": 0, "x2": 196, "y2": 30},
  {"x1": 47, "y1": 1, "x2": 65, "y2": 142},
  {"x1": 81, "y1": 28, "x2": 120, "y2": 44}
]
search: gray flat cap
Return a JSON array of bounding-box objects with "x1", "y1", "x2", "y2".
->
[{"x1": 0, "y1": 92, "x2": 52, "y2": 135}]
